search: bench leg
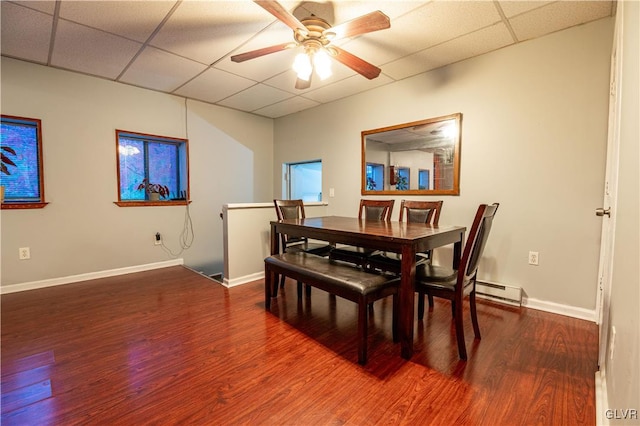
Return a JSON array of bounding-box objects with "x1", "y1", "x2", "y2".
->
[
  {"x1": 392, "y1": 293, "x2": 399, "y2": 343},
  {"x1": 358, "y1": 299, "x2": 368, "y2": 365},
  {"x1": 265, "y1": 267, "x2": 273, "y2": 309}
]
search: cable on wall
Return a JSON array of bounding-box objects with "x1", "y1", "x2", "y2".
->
[{"x1": 160, "y1": 96, "x2": 195, "y2": 258}]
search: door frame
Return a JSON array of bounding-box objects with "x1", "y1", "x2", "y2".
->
[{"x1": 596, "y1": 2, "x2": 623, "y2": 370}]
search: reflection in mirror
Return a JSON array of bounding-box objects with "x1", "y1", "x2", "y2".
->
[{"x1": 362, "y1": 113, "x2": 461, "y2": 195}]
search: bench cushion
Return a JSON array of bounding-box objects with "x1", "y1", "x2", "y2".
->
[{"x1": 265, "y1": 252, "x2": 398, "y2": 298}]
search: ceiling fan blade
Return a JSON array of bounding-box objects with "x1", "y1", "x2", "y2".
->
[
  {"x1": 231, "y1": 43, "x2": 292, "y2": 63},
  {"x1": 331, "y1": 46, "x2": 381, "y2": 80},
  {"x1": 327, "y1": 11, "x2": 390, "y2": 40},
  {"x1": 295, "y1": 74, "x2": 312, "y2": 90},
  {"x1": 254, "y1": 0, "x2": 306, "y2": 32}
]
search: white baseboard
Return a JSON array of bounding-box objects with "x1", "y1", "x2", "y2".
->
[
  {"x1": 595, "y1": 370, "x2": 609, "y2": 426},
  {"x1": 223, "y1": 271, "x2": 264, "y2": 288},
  {"x1": 522, "y1": 296, "x2": 597, "y2": 322},
  {"x1": 0, "y1": 259, "x2": 184, "y2": 294}
]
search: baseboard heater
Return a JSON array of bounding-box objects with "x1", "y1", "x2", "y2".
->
[{"x1": 476, "y1": 280, "x2": 522, "y2": 307}]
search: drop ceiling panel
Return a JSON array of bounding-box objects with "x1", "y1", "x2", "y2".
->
[
  {"x1": 0, "y1": 0, "x2": 615, "y2": 118},
  {"x1": 120, "y1": 47, "x2": 207, "y2": 92},
  {"x1": 214, "y1": 22, "x2": 298, "y2": 82},
  {"x1": 303, "y1": 73, "x2": 394, "y2": 104},
  {"x1": 253, "y1": 95, "x2": 321, "y2": 118},
  {"x1": 174, "y1": 67, "x2": 257, "y2": 104},
  {"x1": 0, "y1": 2, "x2": 52, "y2": 64},
  {"x1": 497, "y1": 1, "x2": 553, "y2": 18},
  {"x1": 510, "y1": 1, "x2": 614, "y2": 42},
  {"x1": 384, "y1": 1, "x2": 503, "y2": 54},
  {"x1": 150, "y1": 1, "x2": 272, "y2": 65},
  {"x1": 10, "y1": 1, "x2": 56, "y2": 15},
  {"x1": 382, "y1": 23, "x2": 514, "y2": 81},
  {"x1": 59, "y1": 1, "x2": 176, "y2": 43},
  {"x1": 51, "y1": 19, "x2": 142, "y2": 79},
  {"x1": 217, "y1": 83, "x2": 293, "y2": 112}
]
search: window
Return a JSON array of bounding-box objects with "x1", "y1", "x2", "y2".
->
[
  {"x1": 0, "y1": 115, "x2": 46, "y2": 209},
  {"x1": 366, "y1": 163, "x2": 384, "y2": 190},
  {"x1": 393, "y1": 167, "x2": 410, "y2": 190},
  {"x1": 418, "y1": 169, "x2": 430, "y2": 190},
  {"x1": 116, "y1": 130, "x2": 189, "y2": 206},
  {"x1": 285, "y1": 160, "x2": 322, "y2": 201}
]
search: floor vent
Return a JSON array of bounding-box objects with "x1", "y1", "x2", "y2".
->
[{"x1": 476, "y1": 280, "x2": 522, "y2": 307}]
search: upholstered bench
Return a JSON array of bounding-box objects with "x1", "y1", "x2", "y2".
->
[{"x1": 264, "y1": 252, "x2": 400, "y2": 365}]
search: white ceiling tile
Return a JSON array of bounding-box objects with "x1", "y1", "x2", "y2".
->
[
  {"x1": 303, "y1": 73, "x2": 394, "y2": 104},
  {"x1": 217, "y1": 83, "x2": 293, "y2": 112},
  {"x1": 174, "y1": 67, "x2": 256, "y2": 104},
  {"x1": 383, "y1": 23, "x2": 514, "y2": 81},
  {"x1": 0, "y1": 0, "x2": 615, "y2": 118},
  {"x1": 215, "y1": 40, "x2": 298, "y2": 83},
  {"x1": 51, "y1": 19, "x2": 142, "y2": 79},
  {"x1": 510, "y1": 1, "x2": 614, "y2": 42},
  {"x1": 497, "y1": 1, "x2": 554, "y2": 18},
  {"x1": 150, "y1": 1, "x2": 273, "y2": 65},
  {"x1": 385, "y1": 1, "x2": 502, "y2": 53},
  {"x1": 10, "y1": 1, "x2": 56, "y2": 15},
  {"x1": 120, "y1": 47, "x2": 207, "y2": 92},
  {"x1": 253, "y1": 96, "x2": 320, "y2": 118},
  {"x1": 1, "y1": 2, "x2": 52, "y2": 63},
  {"x1": 59, "y1": 0, "x2": 176, "y2": 43}
]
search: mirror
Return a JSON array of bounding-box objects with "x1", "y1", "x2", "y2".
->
[{"x1": 361, "y1": 113, "x2": 461, "y2": 195}]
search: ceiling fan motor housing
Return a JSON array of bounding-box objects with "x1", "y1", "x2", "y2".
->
[{"x1": 295, "y1": 17, "x2": 335, "y2": 52}]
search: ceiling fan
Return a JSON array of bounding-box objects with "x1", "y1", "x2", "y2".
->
[{"x1": 231, "y1": 1, "x2": 390, "y2": 90}]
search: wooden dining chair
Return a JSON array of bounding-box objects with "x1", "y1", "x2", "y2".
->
[
  {"x1": 329, "y1": 199, "x2": 395, "y2": 268},
  {"x1": 273, "y1": 199, "x2": 333, "y2": 293},
  {"x1": 367, "y1": 200, "x2": 444, "y2": 274},
  {"x1": 414, "y1": 203, "x2": 499, "y2": 360}
]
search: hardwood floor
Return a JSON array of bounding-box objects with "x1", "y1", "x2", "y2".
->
[{"x1": 1, "y1": 266, "x2": 598, "y2": 425}]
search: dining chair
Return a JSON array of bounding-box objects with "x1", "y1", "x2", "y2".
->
[
  {"x1": 273, "y1": 199, "x2": 333, "y2": 293},
  {"x1": 367, "y1": 200, "x2": 444, "y2": 274},
  {"x1": 414, "y1": 202, "x2": 499, "y2": 360},
  {"x1": 329, "y1": 199, "x2": 395, "y2": 268}
]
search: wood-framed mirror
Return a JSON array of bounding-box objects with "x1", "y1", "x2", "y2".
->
[{"x1": 361, "y1": 113, "x2": 461, "y2": 195}]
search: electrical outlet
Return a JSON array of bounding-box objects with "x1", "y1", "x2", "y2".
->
[
  {"x1": 528, "y1": 251, "x2": 539, "y2": 266},
  {"x1": 155, "y1": 232, "x2": 162, "y2": 246},
  {"x1": 19, "y1": 247, "x2": 31, "y2": 260}
]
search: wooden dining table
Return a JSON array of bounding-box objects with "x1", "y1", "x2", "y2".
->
[{"x1": 270, "y1": 215, "x2": 466, "y2": 360}]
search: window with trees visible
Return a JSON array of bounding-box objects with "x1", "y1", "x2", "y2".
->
[
  {"x1": 116, "y1": 130, "x2": 189, "y2": 206},
  {"x1": 0, "y1": 115, "x2": 46, "y2": 209},
  {"x1": 366, "y1": 163, "x2": 384, "y2": 190}
]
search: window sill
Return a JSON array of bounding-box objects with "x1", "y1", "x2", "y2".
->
[
  {"x1": 114, "y1": 200, "x2": 191, "y2": 207},
  {"x1": 1, "y1": 202, "x2": 48, "y2": 210}
]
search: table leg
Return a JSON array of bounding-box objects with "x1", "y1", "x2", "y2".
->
[
  {"x1": 270, "y1": 223, "x2": 279, "y2": 255},
  {"x1": 399, "y1": 244, "x2": 417, "y2": 359},
  {"x1": 452, "y1": 230, "x2": 465, "y2": 270}
]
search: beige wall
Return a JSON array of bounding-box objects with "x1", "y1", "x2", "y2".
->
[
  {"x1": 274, "y1": 17, "x2": 614, "y2": 311},
  {"x1": 0, "y1": 58, "x2": 273, "y2": 286}
]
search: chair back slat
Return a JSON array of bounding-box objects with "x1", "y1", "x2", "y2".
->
[
  {"x1": 399, "y1": 200, "x2": 443, "y2": 225},
  {"x1": 359, "y1": 199, "x2": 394, "y2": 221},
  {"x1": 274, "y1": 199, "x2": 307, "y2": 248},
  {"x1": 460, "y1": 203, "x2": 499, "y2": 280}
]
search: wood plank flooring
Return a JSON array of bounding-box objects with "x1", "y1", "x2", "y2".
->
[{"x1": 1, "y1": 266, "x2": 598, "y2": 425}]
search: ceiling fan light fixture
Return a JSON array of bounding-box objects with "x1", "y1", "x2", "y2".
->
[
  {"x1": 314, "y1": 49, "x2": 332, "y2": 80},
  {"x1": 293, "y1": 52, "x2": 312, "y2": 81}
]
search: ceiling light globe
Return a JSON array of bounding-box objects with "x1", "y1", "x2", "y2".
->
[
  {"x1": 293, "y1": 53, "x2": 312, "y2": 81},
  {"x1": 314, "y1": 49, "x2": 332, "y2": 80}
]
